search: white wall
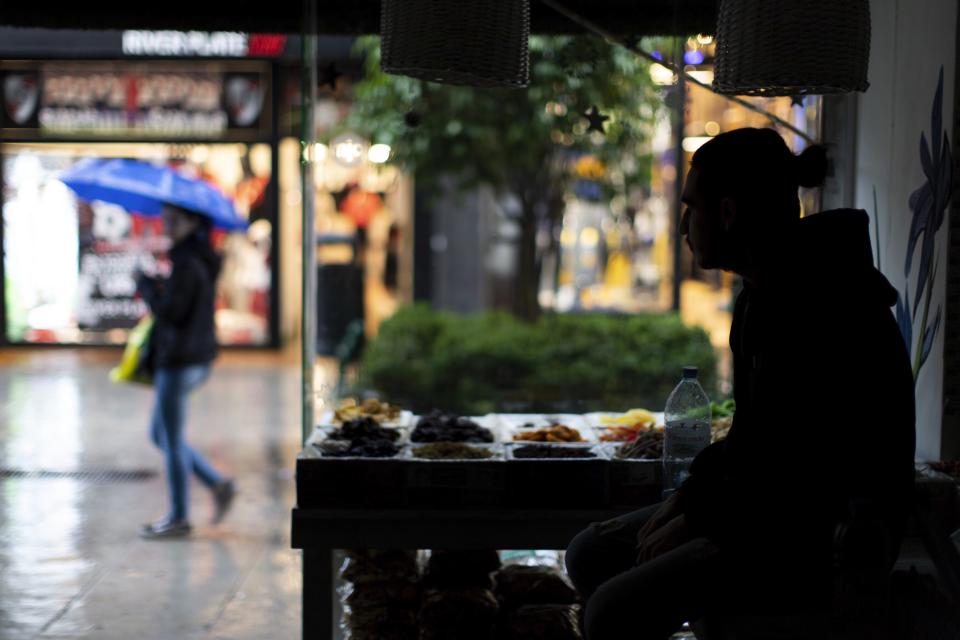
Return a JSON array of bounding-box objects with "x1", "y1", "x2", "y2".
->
[{"x1": 854, "y1": 0, "x2": 957, "y2": 461}]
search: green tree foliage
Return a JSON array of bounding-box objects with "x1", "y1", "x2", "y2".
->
[
  {"x1": 345, "y1": 36, "x2": 662, "y2": 319},
  {"x1": 358, "y1": 305, "x2": 717, "y2": 414}
]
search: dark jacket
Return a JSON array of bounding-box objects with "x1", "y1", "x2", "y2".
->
[
  {"x1": 137, "y1": 232, "x2": 221, "y2": 368},
  {"x1": 677, "y1": 209, "x2": 916, "y2": 573}
]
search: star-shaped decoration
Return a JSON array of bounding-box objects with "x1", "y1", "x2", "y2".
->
[
  {"x1": 320, "y1": 62, "x2": 343, "y2": 91},
  {"x1": 583, "y1": 106, "x2": 609, "y2": 134},
  {"x1": 790, "y1": 95, "x2": 805, "y2": 107}
]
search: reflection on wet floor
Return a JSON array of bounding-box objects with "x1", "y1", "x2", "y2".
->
[
  {"x1": 0, "y1": 349, "x2": 308, "y2": 639},
  {"x1": 4, "y1": 374, "x2": 84, "y2": 471}
]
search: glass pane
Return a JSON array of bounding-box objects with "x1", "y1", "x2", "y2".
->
[
  {"x1": 303, "y1": 33, "x2": 820, "y2": 435},
  {"x1": 3, "y1": 141, "x2": 274, "y2": 346}
]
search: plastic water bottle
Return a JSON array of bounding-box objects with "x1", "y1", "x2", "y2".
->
[{"x1": 662, "y1": 366, "x2": 711, "y2": 497}]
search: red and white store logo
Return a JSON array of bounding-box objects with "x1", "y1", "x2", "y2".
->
[
  {"x1": 247, "y1": 34, "x2": 287, "y2": 58},
  {"x1": 122, "y1": 31, "x2": 287, "y2": 58},
  {"x1": 3, "y1": 72, "x2": 39, "y2": 125}
]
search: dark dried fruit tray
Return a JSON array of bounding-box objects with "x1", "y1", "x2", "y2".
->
[
  {"x1": 295, "y1": 435, "x2": 669, "y2": 510},
  {"x1": 504, "y1": 444, "x2": 608, "y2": 508},
  {"x1": 403, "y1": 444, "x2": 506, "y2": 508}
]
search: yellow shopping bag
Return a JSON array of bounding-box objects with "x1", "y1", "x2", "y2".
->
[{"x1": 110, "y1": 315, "x2": 155, "y2": 385}]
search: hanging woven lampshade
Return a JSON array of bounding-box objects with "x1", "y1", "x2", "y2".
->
[
  {"x1": 380, "y1": 0, "x2": 530, "y2": 88},
  {"x1": 713, "y1": 0, "x2": 870, "y2": 96}
]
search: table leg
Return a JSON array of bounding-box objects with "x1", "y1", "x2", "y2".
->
[{"x1": 302, "y1": 548, "x2": 334, "y2": 640}]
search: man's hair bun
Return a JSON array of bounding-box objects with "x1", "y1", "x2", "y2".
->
[{"x1": 795, "y1": 145, "x2": 828, "y2": 188}]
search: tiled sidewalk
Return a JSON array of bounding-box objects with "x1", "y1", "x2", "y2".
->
[{"x1": 0, "y1": 348, "x2": 308, "y2": 640}]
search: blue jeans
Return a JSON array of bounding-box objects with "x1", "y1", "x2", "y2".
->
[{"x1": 150, "y1": 364, "x2": 222, "y2": 521}]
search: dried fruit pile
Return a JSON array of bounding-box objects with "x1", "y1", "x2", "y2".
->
[
  {"x1": 599, "y1": 424, "x2": 653, "y2": 442},
  {"x1": 598, "y1": 408, "x2": 657, "y2": 427},
  {"x1": 319, "y1": 417, "x2": 401, "y2": 457},
  {"x1": 329, "y1": 417, "x2": 401, "y2": 442},
  {"x1": 513, "y1": 425, "x2": 584, "y2": 442},
  {"x1": 334, "y1": 398, "x2": 402, "y2": 423},
  {"x1": 412, "y1": 411, "x2": 494, "y2": 443},
  {"x1": 413, "y1": 443, "x2": 494, "y2": 460},
  {"x1": 316, "y1": 438, "x2": 400, "y2": 458},
  {"x1": 512, "y1": 445, "x2": 596, "y2": 459},
  {"x1": 615, "y1": 429, "x2": 664, "y2": 459}
]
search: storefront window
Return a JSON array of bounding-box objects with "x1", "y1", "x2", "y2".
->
[
  {"x1": 304, "y1": 34, "x2": 823, "y2": 414},
  {"x1": 0, "y1": 57, "x2": 282, "y2": 346},
  {"x1": 550, "y1": 37, "x2": 822, "y2": 321},
  {"x1": 2, "y1": 142, "x2": 273, "y2": 345}
]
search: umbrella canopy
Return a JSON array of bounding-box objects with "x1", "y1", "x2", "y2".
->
[{"x1": 60, "y1": 158, "x2": 247, "y2": 231}]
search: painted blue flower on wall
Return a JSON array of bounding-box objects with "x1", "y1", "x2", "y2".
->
[{"x1": 894, "y1": 66, "x2": 952, "y2": 382}]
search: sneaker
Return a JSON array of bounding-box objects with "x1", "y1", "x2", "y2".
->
[
  {"x1": 140, "y1": 518, "x2": 191, "y2": 539},
  {"x1": 212, "y1": 480, "x2": 236, "y2": 525}
]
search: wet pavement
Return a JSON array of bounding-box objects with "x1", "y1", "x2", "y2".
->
[
  {"x1": 0, "y1": 348, "x2": 308, "y2": 640},
  {"x1": 1, "y1": 349, "x2": 950, "y2": 639}
]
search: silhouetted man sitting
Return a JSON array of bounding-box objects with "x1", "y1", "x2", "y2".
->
[{"x1": 566, "y1": 128, "x2": 916, "y2": 639}]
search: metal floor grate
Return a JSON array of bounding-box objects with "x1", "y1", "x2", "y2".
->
[{"x1": 0, "y1": 468, "x2": 157, "y2": 482}]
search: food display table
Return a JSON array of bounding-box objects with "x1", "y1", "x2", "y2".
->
[
  {"x1": 291, "y1": 410, "x2": 667, "y2": 639},
  {"x1": 292, "y1": 405, "x2": 960, "y2": 639}
]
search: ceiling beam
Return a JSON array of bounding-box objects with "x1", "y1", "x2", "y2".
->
[{"x1": 0, "y1": 1, "x2": 717, "y2": 36}]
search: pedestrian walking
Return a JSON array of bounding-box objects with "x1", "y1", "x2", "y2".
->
[{"x1": 136, "y1": 204, "x2": 236, "y2": 539}]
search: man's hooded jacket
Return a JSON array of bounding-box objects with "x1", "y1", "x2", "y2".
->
[{"x1": 677, "y1": 209, "x2": 916, "y2": 578}]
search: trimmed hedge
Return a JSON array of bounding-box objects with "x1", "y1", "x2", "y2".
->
[{"x1": 357, "y1": 305, "x2": 717, "y2": 414}]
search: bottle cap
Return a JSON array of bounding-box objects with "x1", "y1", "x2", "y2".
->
[{"x1": 682, "y1": 366, "x2": 698, "y2": 379}]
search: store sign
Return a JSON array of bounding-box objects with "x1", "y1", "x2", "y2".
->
[
  {"x1": 121, "y1": 31, "x2": 287, "y2": 58},
  {"x1": 1, "y1": 62, "x2": 270, "y2": 139},
  {"x1": 123, "y1": 31, "x2": 247, "y2": 57}
]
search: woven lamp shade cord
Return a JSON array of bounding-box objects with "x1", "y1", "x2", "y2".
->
[
  {"x1": 713, "y1": 0, "x2": 870, "y2": 96},
  {"x1": 380, "y1": 0, "x2": 530, "y2": 88}
]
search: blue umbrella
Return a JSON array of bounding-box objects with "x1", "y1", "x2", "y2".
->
[{"x1": 60, "y1": 158, "x2": 248, "y2": 231}]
